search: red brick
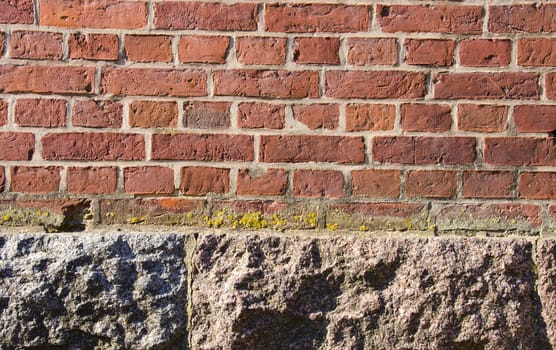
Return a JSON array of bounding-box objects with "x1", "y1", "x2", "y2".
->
[
  {"x1": 265, "y1": 4, "x2": 369, "y2": 33},
  {"x1": 434, "y1": 72, "x2": 539, "y2": 100},
  {"x1": 406, "y1": 170, "x2": 457, "y2": 198},
  {"x1": 0, "y1": 0, "x2": 33, "y2": 24},
  {"x1": 260, "y1": 135, "x2": 364, "y2": 164},
  {"x1": 463, "y1": 171, "x2": 515, "y2": 199},
  {"x1": 236, "y1": 169, "x2": 288, "y2": 196},
  {"x1": 101, "y1": 68, "x2": 206, "y2": 97},
  {"x1": 293, "y1": 37, "x2": 340, "y2": 65},
  {"x1": 292, "y1": 104, "x2": 339, "y2": 130},
  {"x1": 0, "y1": 167, "x2": 4, "y2": 192},
  {"x1": 373, "y1": 136, "x2": 476, "y2": 165},
  {"x1": 181, "y1": 167, "x2": 229, "y2": 195},
  {"x1": 39, "y1": 0, "x2": 147, "y2": 29},
  {"x1": 42, "y1": 133, "x2": 144, "y2": 161},
  {"x1": 352, "y1": 170, "x2": 400, "y2": 198},
  {"x1": 69, "y1": 33, "x2": 119, "y2": 61},
  {"x1": 72, "y1": 100, "x2": 123, "y2": 128},
  {"x1": 129, "y1": 101, "x2": 178, "y2": 128},
  {"x1": 184, "y1": 101, "x2": 230, "y2": 129},
  {"x1": 518, "y1": 38, "x2": 556, "y2": 67},
  {"x1": 238, "y1": 103, "x2": 285, "y2": 129},
  {"x1": 178, "y1": 35, "x2": 230, "y2": 64},
  {"x1": 214, "y1": 70, "x2": 319, "y2": 99},
  {"x1": 125, "y1": 35, "x2": 172, "y2": 63},
  {"x1": 15, "y1": 98, "x2": 66, "y2": 127},
  {"x1": 378, "y1": 5, "x2": 483, "y2": 34},
  {"x1": 514, "y1": 105, "x2": 556, "y2": 133},
  {"x1": 124, "y1": 167, "x2": 175, "y2": 195},
  {"x1": 404, "y1": 39, "x2": 454, "y2": 66},
  {"x1": 457, "y1": 104, "x2": 507, "y2": 133},
  {"x1": 11, "y1": 166, "x2": 60, "y2": 194},
  {"x1": 155, "y1": 2, "x2": 257, "y2": 31},
  {"x1": 236, "y1": 37, "x2": 286, "y2": 65},
  {"x1": 489, "y1": 5, "x2": 556, "y2": 33},
  {"x1": 0, "y1": 132, "x2": 34, "y2": 160},
  {"x1": 67, "y1": 167, "x2": 117, "y2": 194},
  {"x1": 460, "y1": 39, "x2": 511, "y2": 67},
  {"x1": 519, "y1": 172, "x2": 556, "y2": 199},
  {"x1": 10, "y1": 31, "x2": 63, "y2": 60},
  {"x1": 326, "y1": 71, "x2": 426, "y2": 99},
  {"x1": 549, "y1": 74, "x2": 556, "y2": 100},
  {"x1": 400, "y1": 103, "x2": 452, "y2": 132},
  {"x1": 0, "y1": 65, "x2": 94, "y2": 94},
  {"x1": 293, "y1": 170, "x2": 343, "y2": 198},
  {"x1": 0, "y1": 100, "x2": 7, "y2": 126},
  {"x1": 345, "y1": 104, "x2": 396, "y2": 132},
  {"x1": 346, "y1": 38, "x2": 398, "y2": 66},
  {"x1": 152, "y1": 134, "x2": 253, "y2": 161},
  {"x1": 484, "y1": 137, "x2": 556, "y2": 166}
]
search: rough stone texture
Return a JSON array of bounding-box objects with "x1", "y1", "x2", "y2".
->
[
  {"x1": 0, "y1": 232, "x2": 188, "y2": 349},
  {"x1": 192, "y1": 234, "x2": 548, "y2": 349},
  {"x1": 538, "y1": 240, "x2": 556, "y2": 348}
]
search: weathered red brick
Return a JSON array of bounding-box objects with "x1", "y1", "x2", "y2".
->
[
  {"x1": 42, "y1": 133, "x2": 145, "y2": 160},
  {"x1": 457, "y1": 104, "x2": 508, "y2": 133},
  {"x1": 69, "y1": 33, "x2": 119, "y2": 61},
  {"x1": 0, "y1": 100, "x2": 7, "y2": 126},
  {"x1": 152, "y1": 134, "x2": 253, "y2": 161},
  {"x1": 129, "y1": 101, "x2": 178, "y2": 128},
  {"x1": 125, "y1": 35, "x2": 172, "y2": 63},
  {"x1": 293, "y1": 170, "x2": 344, "y2": 198},
  {"x1": 0, "y1": 167, "x2": 4, "y2": 192},
  {"x1": 378, "y1": 5, "x2": 483, "y2": 34},
  {"x1": 400, "y1": 103, "x2": 452, "y2": 132},
  {"x1": 214, "y1": 70, "x2": 319, "y2": 99},
  {"x1": 352, "y1": 170, "x2": 400, "y2": 198},
  {"x1": 326, "y1": 71, "x2": 426, "y2": 99},
  {"x1": 265, "y1": 4, "x2": 369, "y2": 33},
  {"x1": 484, "y1": 137, "x2": 556, "y2": 166},
  {"x1": 184, "y1": 102, "x2": 231, "y2": 129},
  {"x1": 489, "y1": 5, "x2": 556, "y2": 33},
  {"x1": 178, "y1": 35, "x2": 230, "y2": 64},
  {"x1": 236, "y1": 169, "x2": 288, "y2": 196},
  {"x1": 519, "y1": 172, "x2": 556, "y2": 199},
  {"x1": 514, "y1": 105, "x2": 556, "y2": 133},
  {"x1": 0, "y1": 33, "x2": 4, "y2": 57},
  {"x1": 404, "y1": 39, "x2": 454, "y2": 66},
  {"x1": 260, "y1": 135, "x2": 364, "y2": 164},
  {"x1": 101, "y1": 68, "x2": 206, "y2": 97},
  {"x1": 67, "y1": 167, "x2": 117, "y2": 194},
  {"x1": 72, "y1": 100, "x2": 123, "y2": 128},
  {"x1": 238, "y1": 103, "x2": 285, "y2": 129},
  {"x1": 373, "y1": 136, "x2": 476, "y2": 165},
  {"x1": 463, "y1": 171, "x2": 515, "y2": 198},
  {"x1": 346, "y1": 38, "x2": 398, "y2": 66},
  {"x1": 10, "y1": 31, "x2": 63, "y2": 60},
  {"x1": 124, "y1": 167, "x2": 175, "y2": 194},
  {"x1": 549, "y1": 74, "x2": 556, "y2": 100},
  {"x1": 293, "y1": 37, "x2": 340, "y2": 65},
  {"x1": 434, "y1": 72, "x2": 539, "y2": 100},
  {"x1": 181, "y1": 167, "x2": 229, "y2": 195},
  {"x1": 155, "y1": 2, "x2": 258, "y2": 31},
  {"x1": 100, "y1": 198, "x2": 204, "y2": 225},
  {"x1": 518, "y1": 38, "x2": 556, "y2": 67},
  {"x1": 0, "y1": 132, "x2": 34, "y2": 160},
  {"x1": 345, "y1": 104, "x2": 396, "y2": 131},
  {"x1": 39, "y1": 0, "x2": 147, "y2": 29},
  {"x1": 0, "y1": 65, "x2": 94, "y2": 94},
  {"x1": 0, "y1": 0, "x2": 33, "y2": 24},
  {"x1": 11, "y1": 166, "x2": 60, "y2": 194},
  {"x1": 292, "y1": 104, "x2": 339, "y2": 130},
  {"x1": 437, "y1": 203, "x2": 543, "y2": 229},
  {"x1": 460, "y1": 39, "x2": 511, "y2": 67},
  {"x1": 406, "y1": 170, "x2": 457, "y2": 198},
  {"x1": 236, "y1": 37, "x2": 287, "y2": 65},
  {"x1": 15, "y1": 98, "x2": 66, "y2": 127},
  {"x1": 327, "y1": 203, "x2": 427, "y2": 228}
]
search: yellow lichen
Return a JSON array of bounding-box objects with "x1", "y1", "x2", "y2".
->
[
  {"x1": 128, "y1": 216, "x2": 145, "y2": 224},
  {"x1": 326, "y1": 223, "x2": 339, "y2": 231},
  {"x1": 2, "y1": 214, "x2": 12, "y2": 222},
  {"x1": 359, "y1": 225, "x2": 368, "y2": 231}
]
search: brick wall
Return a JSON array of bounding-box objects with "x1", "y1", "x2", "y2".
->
[{"x1": 0, "y1": 0, "x2": 554, "y2": 233}]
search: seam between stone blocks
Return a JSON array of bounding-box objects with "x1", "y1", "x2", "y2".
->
[{"x1": 185, "y1": 232, "x2": 199, "y2": 349}]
